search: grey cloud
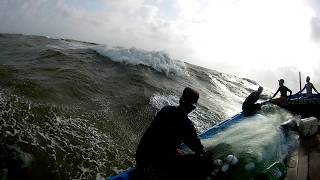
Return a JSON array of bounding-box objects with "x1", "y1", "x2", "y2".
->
[
  {"x1": 246, "y1": 66, "x2": 301, "y2": 92},
  {"x1": 305, "y1": 0, "x2": 320, "y2": 42},
  {"x1": 304, "y1": 0, "x2": 320, "y2": 90},
  {"x1": 252, "y1": 65, "x2": 320, "y2": 93},
  {"x1": 0, "y1": 0, "x2": 194, "y2": 58},
  {"x1": 311, "y1": 17, "x2": 320, "y2": 42},
  {"x1": 312, "y1": 62, "x2": 320, "y2": 87}
]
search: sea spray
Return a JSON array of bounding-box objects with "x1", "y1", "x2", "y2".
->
[
  {"x1": 149, "y1": 93, "x2": 219, "y2": 132},
  {"x1": 93, "y1": 45, "x2": 187, "y2": 76},
  {"x1": 0, "y1": 33, "x2": 272, "y2": 179},
  {"x1": 202, "y1": 104, "x2": 299, "y2": 179}
]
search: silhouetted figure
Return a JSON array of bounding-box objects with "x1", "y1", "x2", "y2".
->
[
  {"x1": 0, "y1": 150, "x2": 33, "y2": 180},
  {"x1": 296, "y1": 76, "x2": 319, "y2": 98},
  {"x1": 135, "y1": 87, "x2": 214, "y2": 180},
  {"x1": 271, "y1": 79, "x2": 292, "y2": 106},
  {"x1": 242, "y1": 86, "x2": 263, "y2": 117}
]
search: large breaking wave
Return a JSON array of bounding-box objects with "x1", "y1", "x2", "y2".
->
[
  {"x1": 93, "y1": 45, "x2": 187, "y2": 76},
  {"x1": 0, "y1": 33, "x2": 277, "y2": 179}
]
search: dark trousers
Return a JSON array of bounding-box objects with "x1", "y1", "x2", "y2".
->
[
  {"x1": 243, "y1": 103, "x2": 261, "y2": 117},
  {"x1": 135, "y1": 154, "x2": 214, "y2": 180}
]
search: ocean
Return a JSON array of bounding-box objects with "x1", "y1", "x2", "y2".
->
[{"x1": 0, "y1": 33, "x2": 289, "y2": 179}]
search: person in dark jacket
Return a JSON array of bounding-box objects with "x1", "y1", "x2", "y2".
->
[
  {"x1": 242, "y1": 86, "x2": 263, "y2": 116},
  {"x1": 271, "y1": 79, "x2": 292, "y2": 106},
  {"x1": 135, "y1": 87, "x2": 214, "y2": 179}
]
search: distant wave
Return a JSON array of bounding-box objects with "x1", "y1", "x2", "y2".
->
[
  {"x1": 93, "y1": 45, "x2": 187, "y2": 76},
  {"x1": 0, "y1": 33, "x2": 272, "y2": 179}
]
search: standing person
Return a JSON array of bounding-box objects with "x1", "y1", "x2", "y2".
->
[
  {"x1": 135, "y1": 87, "x2": 214, "y2": 180},
  {"x1": 242, "y1": 86, "x2": 263, "y2": 117},
  {"x1": 296, "y1": 76, "x2": 319, "y2": 98},
  {"x1": 271, "y1": 79, "x2": 292, "y2": 106}
]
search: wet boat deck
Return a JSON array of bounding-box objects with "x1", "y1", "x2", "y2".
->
[{"x1": 286, "y1": 132, "x2": 320, "y2": 180}]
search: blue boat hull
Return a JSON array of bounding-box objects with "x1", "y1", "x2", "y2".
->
[
  {"x1": 107, "y1": 112, "x2": 245, "y2": 180},
  {"x1": 281, "y1": 94, "x2": 320, "y2": 119},
  {"x1": 107, "y1": 93, "x2": 320, "y2": 180}
]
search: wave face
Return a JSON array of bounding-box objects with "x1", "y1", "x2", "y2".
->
[
  {"x1": 93, "y1": 45, "x2": 188, "y2": 76},
  {"x1": 0, "y1": 34, "x2": 270, "y2": 179}
]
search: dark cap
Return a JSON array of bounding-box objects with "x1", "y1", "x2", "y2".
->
[
  {"x1": 180, "y1": 87, "x2": 199, "y2": 105},
  {"x1": 278, "y1": 79, "x2": 284, "y2": 83}
]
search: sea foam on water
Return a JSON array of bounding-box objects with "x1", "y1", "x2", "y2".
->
[
  {"x1": 202, "y1": 104, "x2": 298, "y2": 179},
  {"x1": 93, "y1": 45, "x2": 187, "y2": 76}
]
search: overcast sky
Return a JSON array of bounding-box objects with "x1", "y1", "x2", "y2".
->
[{"x1": 1, "y1": 0, "x2": 320, "y2": 91}]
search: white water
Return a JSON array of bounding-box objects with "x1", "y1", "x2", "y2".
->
[
  {"x1": 149, "y1": 95, "x2": 297, "y2": 165},
  {"x1": 93, "y1": 45, "x2": 187, "y2": 76},
  {"x1": 149, "y1": 93, "x2": 219, "y2": 132},
  {"x1": 148, "y1": 95, "x2": 297, "y2": 178},
  {"x1": 202, "y1": 105, "x2": 299, "y2": 177}
]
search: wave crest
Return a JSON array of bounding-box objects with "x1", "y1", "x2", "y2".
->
[{"x1": 93, "y1": 45, "x2": 187, "y2": 76}]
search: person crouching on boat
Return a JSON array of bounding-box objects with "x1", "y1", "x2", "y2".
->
[
  {"x1": 242, "y1": 86, "x2": 263, "y2": 117},
  {"x1": 271, "y1": 79, "x2": 292, "y2": 106},
  {"x1": 135, "y1": 87, "x2": 214, "y2": 180},
  {"x1": 295, "y1": 76, "x2": 319, "y2": 98}
]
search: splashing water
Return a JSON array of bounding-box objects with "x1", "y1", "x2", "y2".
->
[
  {"x1": 93, "y1": 45, "x2": 187, "y2": 76},
  {"x1": 202, "y1": 104, "x2": 299, "y2": 179},
  {"x1": 149, "y1": 93, "x2": 219, "y2": 132},
  {"x1": 0, "y1": 33, "x2": 272, "y2": 179}
]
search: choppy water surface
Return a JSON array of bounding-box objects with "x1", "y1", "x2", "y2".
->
[{"x1": 0, "y1": 34, "x2": 275, "y2": 179}]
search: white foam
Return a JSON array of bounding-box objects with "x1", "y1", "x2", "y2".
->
[
  {"x1": 96, "y1": 173, "x2": 105, "y2": 180},
  {"x1": 63, "y1": 40, "x2": 93, "y2": 49},
  {"x1": 208, "y1": 75, "x2": 243, "y2": 116},
  {"x1": 111, "y1": 167, "x2": 126, "y2": 174},
  {"x1": 149, "y1": 93, "x2": 217, "y2": 132},
  {"x1": 202, "y1": 105, "x2": 298, "y2": 168},
  {"x1": 207, "y1": 73, "x2": 274, "y2": 117},
  {"x1": 93, "y1": 45, "x2": 187, "y2": 76},
  {"x1": 0, "y1": 94, "x2": 133, "y2": 179},
  {"x1": 149, "y1": 93, "x2": 179, "y2": 110}
]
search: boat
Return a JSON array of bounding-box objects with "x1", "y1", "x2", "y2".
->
[
  {"x1": 107, "y1": 93, "x2": 320, "y2": 180},
  {"x1": 280, "y1": 93, "x2": 320, "y2": 119},
  {"x1": 285, "y1": 131, "x2": 320, "y2": 180},
  {"x1": 281, "y1": 94, "x2": 320, "y2": 180},
  {"x1": 107, "y1": 112, "x2": 245, "y2": 180}
]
